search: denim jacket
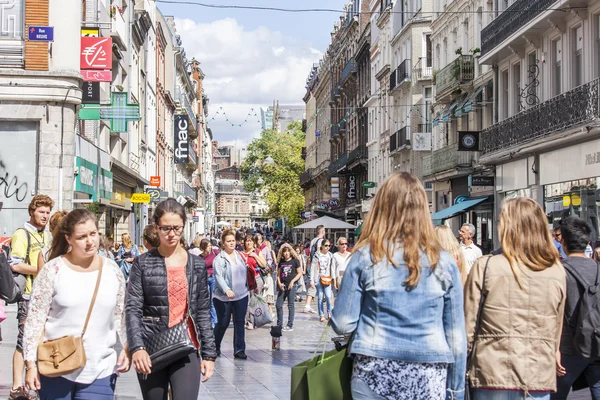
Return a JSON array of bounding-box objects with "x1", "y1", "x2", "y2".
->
[
  {"x1": 331, "y1": 245, "x2": 467, "y2": 400},
  {"x1": 212, "y1": 250, "x2": 248, "y2": 301}
]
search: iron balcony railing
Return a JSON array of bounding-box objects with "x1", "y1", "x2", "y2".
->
[
  {"x1": 390, "y1": 59, "x2": 411, "y2": 91},
  {"x1": 340, "y1": 58, "x2": 357, "y2": 86},
  {"x1": 436, "y1": 55, "x2": 474, "y2": 98},
  {"x1": 390, "y1": 126, "x2": 411, "y2": 153},
  {"x1": 415, "y1": 57, "x2": 433, "y2": 79},
  {"x1": 481, "y1": 0, "x2": 557, "y2": 57},
  {"x1": 175, "y1": 181, "x2": 196, "y2": 198},
  {"x1": 422, "y1": 144, "x2": 476, "y2": 176},
  {"x1": 328, "y1": 152, "x2": 348, "y2": 175},
  {"x1": 347, "y1": 144, "x2": 368, "y2": 166},
  {"x1": 299, "y1": 169, "x2": 314, "y2": 187},
  {"x1": 482, "y1": 78, "x2": 600, "y2": 154}
]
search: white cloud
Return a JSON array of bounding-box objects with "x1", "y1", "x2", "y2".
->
[{"x1": 174, "y1": 17, "x2": 322, "y2": 143}]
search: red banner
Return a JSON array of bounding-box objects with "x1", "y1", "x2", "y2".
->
[
  {"x1": 80, "y1": 37, "x2": 112, "y2": 69},
  {"x1": 81, "y1": 70, "x2": 112, "y2": 82}
]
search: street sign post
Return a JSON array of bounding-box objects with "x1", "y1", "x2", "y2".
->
[{"x1": 28, "y1": 26, "x2": 54, "y2": 41}]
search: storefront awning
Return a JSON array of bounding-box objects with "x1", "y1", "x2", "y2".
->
[{"x1": 431, "y1": 197, "x2": 488, "y2": 224}]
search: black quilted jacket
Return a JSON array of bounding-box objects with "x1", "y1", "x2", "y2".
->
[{"x1": 126, "y1": 249, "x2": 217, "y2": 359}]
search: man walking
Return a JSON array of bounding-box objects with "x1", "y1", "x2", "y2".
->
[
  {"x1": 304, "y1": 225, "x2": 325, "y2": 314},
  {"x1": 553, "y1": 216, "x2": 600, "y2": 399},
  {"x1": 458, "y1": 223, "x2": 482, "y2": 274},
  {"x1": 9, "y1": 194, "x2": 54, "y2": 400}
]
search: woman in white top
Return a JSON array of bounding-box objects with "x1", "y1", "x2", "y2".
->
[
  {"x1": 23, "y1": 209, "x2": 129, "y2": 399},
  {"x1": 311, "y1": 239, "x2": 335, "y2": 323},
  {"x1": 333, "y1": 237, "x2": 351, "y2": 291}
]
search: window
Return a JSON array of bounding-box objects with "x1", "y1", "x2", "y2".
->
[
  {"x1": 423, "y1": 87, "x2": 432, "y2": 130},
  {"x1": 425, "y1": 34, "x2": 432, "y2": 67},
  {"x1": 553, "y1": 39, "x2": 562, "y2": 96},
  {"x1": 463, "y1": 21, "x2": 469, "y2": 54},
  {"x1": 574, "y1": 26, "x2": 583, "y2": 87},
  {"x1": 0, "y1": 0, "x2": 24, "y2": 67},
  {"x1": 502, "y1": 69, "x2": 509, "y2": 120},
  {"x1": 513, "y1": 62, "x2": 521, "y2": 115},
  {"x1": 527, "y1": 52, "x2": 538, "y2": 107}
]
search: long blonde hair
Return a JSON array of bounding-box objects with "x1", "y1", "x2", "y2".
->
[
  {"x1": 354, "y1": 172, "x2": 441, "y2": 290},
  {"x1": 498, "y1": 197, "x2": 560, "y2": 285},
  {"x1": 122, "y1": 232, "x2": 133, "y2": 249},
  {"x1": 435, "y1": 225, "x2": 467, "y2": 284}
]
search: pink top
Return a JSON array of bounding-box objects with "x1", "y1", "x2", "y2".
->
[{"x1": 166, "y1": 266, "x2": 199, "y2": 349}]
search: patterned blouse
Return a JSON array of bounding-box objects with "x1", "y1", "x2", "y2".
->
[{"x1": 22, "y1": 256, "x2": 127, "y2": 383}]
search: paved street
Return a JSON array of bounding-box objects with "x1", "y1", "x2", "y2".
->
[{"x1": 0, "y1": 302, "x2": 592, "y2": 399}]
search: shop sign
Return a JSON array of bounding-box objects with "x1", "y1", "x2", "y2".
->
[
  {"x1": 74, "y1": 157, "x2": 112, "y2": 201},
  {"x1": 150, "y1": 176, "x2": 161, "y2": 187},
  {"x1": 81, "y1": 70, "x2": 111, "y2": 82},
  {"x1": 131, "y1": 193, "x2": 151, "y2": 204},
  {"x1": 362, "y1": 181, "x2": 376, "y2": 189},
  {"x1": 28, "y1": 26, "x2": 54, "y2": 41},
  {"x1": 585, "y1": 151, "x2": 600, "y2": 166},
  {"x1": 329, "y1": 199, "x2": 340, "y2": 208},
  {"x1": 82, "y1": 81, "x2": 100, "y2": 104},
  {"x1": 458, "y1": 131, "x2": 480, "y2": 151},
  {"x1": 469, "y1": 175, "x2": 494, "y2": 187},
  {"x1": 347, "y1": 175, "x2": 356, "y2": 200},
  {"x1": 81, "y1": 37, "x2": 112, "y2": 69},
  {"x1": 145, "y1": 188, "x2": 169, "y2": 203},
  {"x1": 174, "y1": 115, "x2": 189, "y2": 164}
]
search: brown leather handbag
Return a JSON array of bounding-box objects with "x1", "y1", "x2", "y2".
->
[{"x1": 37, "y1": 261, "x2": 103, "y2": 377}]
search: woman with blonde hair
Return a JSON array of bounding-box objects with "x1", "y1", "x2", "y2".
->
[
  {"x1": 331, "y1": 172, "x2": 466, "y2": 400},
  {"x1": 464, "y1": 197, "x2": 566, "y2": 400},
  {"x1": 435, "y1": 225, "x2": 467, "y2": 284},
  {"x1": 116, "y1": 232, "x2": 139, "y2": 279}
]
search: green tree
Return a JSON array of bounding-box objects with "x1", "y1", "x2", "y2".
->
[{"x1": 241, "y1": 121, "x2": 305, "y2": 227}]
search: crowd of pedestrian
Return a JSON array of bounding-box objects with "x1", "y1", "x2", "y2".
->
[{"x1": 1, "y1": 170, "x2": 600, "y2": 399}]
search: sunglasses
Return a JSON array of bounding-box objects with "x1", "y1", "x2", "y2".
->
[
  {"x1": 157, "y1": 225, "x2": 184, "y2": 233},
  {"x1": 340, "y1": 243, "x2": 348, "y2": 246},
  {"x1": 323, "y1": 245, "x2": 331, "y2": 247}
]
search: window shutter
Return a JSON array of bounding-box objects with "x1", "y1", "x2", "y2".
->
[
  {"x1": 0, "y1": 0, "x2": 25, "y2": 67},
  {"x1": 24, "y1": 0, "x2": 49, "y2": 70}
]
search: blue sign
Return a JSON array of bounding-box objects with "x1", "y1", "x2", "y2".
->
[
  {"x1": 315, "y1": 130, "x2": 321, "y2": 138},
  {"x1": 28, "y1": 26, "x2": 54, "y2": 41}
]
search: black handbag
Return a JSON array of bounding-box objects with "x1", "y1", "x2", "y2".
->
[
  {"x1": 465, "y1": 256, "x2": 491, "y2": 400},
  {"x1": 145, "y1": 319, "x2": 197, "y2": 373},
  {"x1": 144, "y1": 257, "x2": 197, "y2": 373}
]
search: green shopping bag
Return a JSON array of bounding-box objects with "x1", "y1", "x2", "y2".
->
[{"x1": 290, "y1": 327, "x2": 352, "y2": 400}]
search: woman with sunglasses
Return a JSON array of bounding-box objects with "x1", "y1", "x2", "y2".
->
[
  {"x1": 311, "y1": 239, "x2": 335, "y2": 322},
  {"x1": 126, "y1": 198, "x2": 216, "y2": 399},
  {"x1": 333, "y1": 237, "x2": 351, "y2": 291}
]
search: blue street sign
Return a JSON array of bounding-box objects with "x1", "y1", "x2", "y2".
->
[{"x1": 28, "y1": 26, "x2": 54, "y2": 42}]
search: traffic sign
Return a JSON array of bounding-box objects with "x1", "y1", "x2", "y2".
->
[
  {"x1": 130, "y1": 193, "x2": 151, "y2": 203},
  {"x1": 28, "y1": 26, "x2": 54, "y2": 41},
  {"x1": 362, "y1": 181, "x2": 376, "y2": 189}
]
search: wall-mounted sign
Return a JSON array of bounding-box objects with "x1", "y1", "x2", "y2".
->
[
  {"x1": 80, "y1": 37, "x2": 112, "y2": 69},
  {"x1": 347, "y1": 175, "x2": 356, "y2": 200},
  {"x1": 145, "y1": 188, "x2": 169, "y2": 203},
  {"x1": 329, "y1": 199, "x2": 340, "y2": 208},
  {"x1": 469, "y1": 175, "x2": 494, "y2": 187},
  {"x1": 28, "y1": 26, "x2": 54, "y2": 41},
  {"x1": 81, "y1": 70, "x2": 111, "y2": 82},
  {"x1": 82, "y1": 81, "x2": 100, "y2": 104},
  {"x1": 79, "y1": 92, "x2": 141, "y2": 133},
  {"x1": 131, "y1": 193, "x2": 151, "y2": 204},
  {"x1": 315, "y1": 130, "x2": 321, "y2": 138},
  {"x1": 81, "y1": 27, "x2": 99, "y2": 37},
  {"x1": 150, "y1": 176, "x2": 161, "y2": 187},
  {"x1": 74, "y1": 157, "x2": 112, "y2": 201},
  {"x1": 458, "y1": 131, "x2": 480, "y2": 151},
  {"x1": 362, "y1": 181, "x2": 376, "y2": 189},
  {"x1": 174, "y1": 115, "x2": 189, "y2": 164}
]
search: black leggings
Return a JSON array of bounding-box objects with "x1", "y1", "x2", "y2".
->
[{"x1": 138, "y1": 353, "x2": 200, "y2": 400}]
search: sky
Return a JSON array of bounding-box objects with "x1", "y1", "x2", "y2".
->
[{"x1": 157, "y1": 0, "x2": 348, "y2": 147}]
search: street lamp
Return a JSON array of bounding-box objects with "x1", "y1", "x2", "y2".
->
[{"x1": 264, "y1": 156, "x2": 275, "y2": 165}]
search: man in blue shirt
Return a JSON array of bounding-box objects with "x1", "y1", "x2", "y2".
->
[{"x1": 553, "y1": 226, "x2": 567, "y2": 259}]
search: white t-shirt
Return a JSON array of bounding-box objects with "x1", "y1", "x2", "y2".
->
[
  {"x1": 460, "y1": 242, "x2": 483, "y2": 274},
  {"x1": 22, "y1": 257, "x2": 127, "y2": 384},
  {"x1": 333, "y1": 252, "x2": 351, "y2": 280}
]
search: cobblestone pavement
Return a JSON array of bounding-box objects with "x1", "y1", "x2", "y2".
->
[{"x1": 0, "y1": 303, "x2": 592, "y2": 399}]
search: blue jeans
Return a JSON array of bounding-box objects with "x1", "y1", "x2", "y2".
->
[
  {"x1": 207, "y1": 276, "x2": 217, "y2": 326},
  {"x1": 351, "y1": 377, "x2": 387, "y2": 399},
  {"x1": 39, "y1": 374, "x2": 117, "y2": 400},
  {"x1": 552, "y1": 353, "x2": 600, "y2": 400},
  {"x1": 473, "y1": 388, "x2": 549, "y2": 400},
  {"x1": 316, "y1": 282, "x2": 333, "y2": 317},
  {"x1": 213, "y1": 295, "x2": 249, "y2": 355}
]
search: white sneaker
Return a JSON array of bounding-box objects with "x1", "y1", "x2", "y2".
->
[
  {"x1": 283, "y1": 326, "x2": 294, "y2": 332},
  {"x1": 304, "y1": 306, "x2": 316, "y2": 314}
]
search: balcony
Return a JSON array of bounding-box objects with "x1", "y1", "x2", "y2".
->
[
  {"x1": 347, "y1": 144, "x2": 368, "y2": 167},
  {"x1": 390, "y1": 59, "x2": 411, "y2": 92},
  {"x1": 435, "y1": 55, "x2": 474, "y2": 101},
  {"x1": 175, "y1": 87, "x2": 199, "y2": 135},
  {"x1": 482, "y1": 78, "x2": 600, "y2": 155},
  {"x1": 188, "y1": 149, "x2": 198, "y2": 166},
  {"x1": 328, "y1": 152, "x2": 348, "y2": 175},
  {"x1": 300, "y1": 169, "x2": 314, "y2": 187},
  {"x1": 340, "y1": 58, "x2": 357, "y2": 87},
  {"x1": 175, "y1": 180, "x2": 197, "y2": 199},
  {"x1": 390, "y1": 126, "x2": 411, "y2": 154},
  {"x1": 330, "y1": 85, "x2": 341, "y2": 104},
  {"x1": 338, "y1": 119, "x2": 347, "y2": 134},
  {"x1": 329, "y1": 125, "x2": 340, "y2": 143},
  {"x1": 110, "y1": 11, "x2": 128, "y2": 51},
  {"x1": 422, "y1": 144, "x2": 477, "y2": 177},
  {"x1": 480, "y1": 0, "x2": 559, "y2": 63},
  {"x1": 415, "y1": 57, "x2": 433, "y2": 80}
]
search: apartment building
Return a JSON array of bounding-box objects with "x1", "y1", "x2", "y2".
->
[
  {"x1": 428, "y1": 0, "x2": 495, "y2": 252},
  {"x1": 479, "y1": 0, "x2": 600, "y2": 247}
]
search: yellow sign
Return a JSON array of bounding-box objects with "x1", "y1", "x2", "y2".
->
[{"x1": 130, "y1": 193, "x2": 151, "y2": 203}]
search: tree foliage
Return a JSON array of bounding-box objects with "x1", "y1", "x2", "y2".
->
[{"x1": 241, "y1": 121, "x2": 305, "y2": 227}]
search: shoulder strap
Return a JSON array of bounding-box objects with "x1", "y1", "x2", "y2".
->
[
  {"x1": 467, "y1": 255, "x2": 492, "y2": 370},
  {"x1": 563, "y1": 260, "x2": 599, "y2": 288},
  {"x1": 17, "y1": 228, "x2": 31, "y2": 264},
  {"x1": 81, "y1": 258, "x2": 103, "y2": 337}
]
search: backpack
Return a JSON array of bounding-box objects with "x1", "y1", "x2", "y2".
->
[
  {"x1": 564, "y1": 260, "x2": 600, "y2": 358},
  {"x1": 0, "y1": 245, "x2": 21, "y2": 303},
  {"x1": 309, "y1": 239, "x2": 320, "y2": 264}
]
